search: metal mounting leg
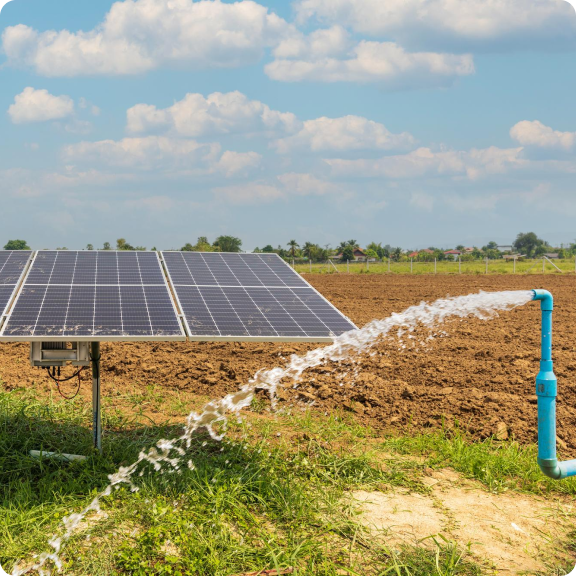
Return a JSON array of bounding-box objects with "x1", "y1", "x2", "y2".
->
[{"x1": 91, "y1": 342, "x2": 102, "y2": 452}]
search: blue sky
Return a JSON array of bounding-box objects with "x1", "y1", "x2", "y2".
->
[{"x1": 1, "y1": 0, "x2": 575, "y2": 251}]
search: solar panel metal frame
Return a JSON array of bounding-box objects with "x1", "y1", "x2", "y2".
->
[
  {"x1": 0, "y1": 250, "x2": 33, "y2": 326},
  {"x1": 0, "y1": 251, "x2": 187, "y2": 342},
  {"x1": 160, "y1": 251, "x2": 357, "y2": 343}
]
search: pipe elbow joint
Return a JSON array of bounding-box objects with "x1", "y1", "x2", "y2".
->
[
  {"x1": 538, "y1": 457, "x2": 576, "y2": 480},
  {"x1": 538, "y1": 457, "x2": 563, "y2": 479},
  {"x1": 532, "y1": 289, "x2": 553, "y2": 311}
]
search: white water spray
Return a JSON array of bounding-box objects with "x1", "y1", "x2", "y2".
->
[{"x1": 4, "y1": 290, "x2": 533, "y2": 575}]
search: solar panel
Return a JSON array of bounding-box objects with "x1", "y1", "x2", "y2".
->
[
  {"x1": 0, "y1": 251, "x2": 185, "y2": 341},
  {"x1": 0, "y1": 251, "x2": 32, "y2": 318},
  {"x1": 162, "y1": 252, "x2": 357, "y2": 342}
]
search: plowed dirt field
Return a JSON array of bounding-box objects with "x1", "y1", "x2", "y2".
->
[{"x1": 1, "y1": 274, "x2": 575, "y2": 448}]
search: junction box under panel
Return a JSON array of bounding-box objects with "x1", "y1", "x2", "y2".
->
[{"x1": 30, "y1": 342, "x2": 90, "y2": 367}]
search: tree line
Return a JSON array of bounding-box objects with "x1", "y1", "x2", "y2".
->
[
  {"x1": 3, "y1": 236, "x2": 242, "y2": 253},
  {"x1": 2, "y1": 232, "x2": 571, "y2": 261}
]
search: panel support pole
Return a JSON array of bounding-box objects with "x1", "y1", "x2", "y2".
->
[{"x1": 91, "y1": 342, "x2": 102, "y2": 452}]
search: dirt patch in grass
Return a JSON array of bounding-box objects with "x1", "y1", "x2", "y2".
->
[
  {"x1": 353, "y1": 468, "x2": 576, "y2": 574},
  {"x1": 1, "y1": 274, "x2": 576, "y2": 449}
]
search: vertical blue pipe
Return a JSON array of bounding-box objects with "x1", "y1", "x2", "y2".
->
[{"x1": 532, "y1": 289, "x2": 576, "y2": 479}]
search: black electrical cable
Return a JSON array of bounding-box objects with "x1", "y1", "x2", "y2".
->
[
  {"x1": 45, "y1": 366, "x2": 83, "y2": 400},
  {"x1": 89, "y1": 352, "x2": 101, "y2": 380}
]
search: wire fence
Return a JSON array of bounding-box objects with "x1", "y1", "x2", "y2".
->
[{"x1": 292, "y1": 256, "x2": 576, "y2": 275}]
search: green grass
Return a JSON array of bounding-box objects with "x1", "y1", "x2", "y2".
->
[
  {"x1": 380, "y1": 427, "x2": 576, "y2": 496},
  {"x1": 1, "y1": 391, "x2": 573, "y2": 575},
  {"x1": 294, "y1": 258, "x2": 576, "y2": 275}
]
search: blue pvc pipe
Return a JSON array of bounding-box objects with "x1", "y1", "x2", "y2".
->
[{"x1": 532, "y1": 289, "x2": 576, "y2": 479}]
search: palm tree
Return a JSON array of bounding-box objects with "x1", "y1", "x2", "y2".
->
[
  {"x1": 302, "y1": 241, "x2": 317, "y2": 260},
  {"x1": 337, "y1": 239, "x2": 359, "y2": 252},
  {"x1": 287, "y1": 239, "x2": 299, "y2": 258}
]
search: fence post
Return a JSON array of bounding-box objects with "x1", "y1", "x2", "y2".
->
[
  {"x1": 485, "y1": 257, "x2": 488, "y2": 274},
  {"x1": 458, "y1": 256, "x2": 461, "y2": 274},
  {"x1": 347, "y1": 259, "x2": 349, "y2": 273},
  {"x1": 513, "y1": 257, "x2": 516, "y2": 274},
  {"x1": 292, "y1": 259, "x2": 295, "y2": 268},
  {"x1": 434, "y1": 258, "x2": 437, "y2": 274},
  {"x1": 410, "y1": 258, "x2": 413, "y2": 273},
  {"x1": 542, "y1": 257, "x2": 545, "y2": 273},
  {"x1": 366, "y1": 259, "x2": 369, "y2": 271},
  {"x1": 388, "y1": 258, "x2": 391, "y2": 273},
  {"x1": 309, "y1": 259, "x2": 312, "y2": 273}
]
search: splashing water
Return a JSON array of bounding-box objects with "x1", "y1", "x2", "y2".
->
[{"x1": 4, "y1": 290, "x2": 534, "y2": 575}]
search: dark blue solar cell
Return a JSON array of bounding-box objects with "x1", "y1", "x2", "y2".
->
[
  {"x1": 0, "y1": 250, "x2": 183, "y2": 339},
  {"x1": 3, "y1": 286, "x2": 47, "y2": 336},
  {"x1": 0, "y1": 251, "x2": 32, "y2": 286},
  {"x1": 0, "y1": 251, "x2": 32, "y2": 317},
  {"x1": 0, "y1": 287, "x2": 14, "y2": 316},
  {"x1": 162, "y1": 251, "x2": 356, "y2": 340}
]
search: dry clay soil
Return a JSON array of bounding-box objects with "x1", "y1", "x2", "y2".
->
[
  {"x1": 1, "y1": 274, "x2": 576, "y2": 448},
  {"x1": 2, "y1": 274, "x2": 576, "y2": 574}
]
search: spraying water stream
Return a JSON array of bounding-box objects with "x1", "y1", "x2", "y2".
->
[{"x1": 3, "y1": 290, "x2": 534, "y2": 575}]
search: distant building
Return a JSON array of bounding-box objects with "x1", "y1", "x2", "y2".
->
[
  {"x1": 544, "y1": 253, "x2": 559, "y2": 259},
  {"x1": 408, "y1": 248, "x2": 434, "y2": 259},
  {"x1": 444, "y1": 249, "x2": 461, "y2": 260},
  {"x1": 335, "y1": 248, "x2": 367, "y2": 261}
]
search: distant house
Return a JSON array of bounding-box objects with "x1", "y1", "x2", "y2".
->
[
  {"x1": 463, "y1": 247, "x2": 474, "y2": 253},
  {"x1": 408, "y1": 248, "x2": 434, "y2": 259},
  {"x1": 444, "y1": 249, "x2": 461, "y2": 260},
  {"x1": 335, "y1": 248, "x2": 367, "y2": 261}
]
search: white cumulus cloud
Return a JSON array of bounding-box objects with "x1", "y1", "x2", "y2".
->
[
  {"x1": 2, "y1": 0, "x2": 293, "y2": 76},
  {"x1": 265, "y1": 40, "x2": 474, "y2": 87},
  {"x1": 273, "y1": 25, "x2": 351, "y2": 59},
  {"x1": 326, "y1": 146, "x2": 527, "y2": 180},
  {"x1": 272, "y1": 115, "x2": 415, "y2": 153},
  {"x1": 8, "y1": 87, "x2": 74, "y2": 123},
  {"x1": 510, "y1": 120, "x2": 576, "y2": 150},
  {"x1": 127, "y1": 91, "x2": 301, "y2": 137},
  {"x1": 62, "y1": 135, "x2": 260, "y2": 177},
  {"x1": 215, "y1": 151, "x2": 262, "y2": 177},
  {"x1": 294, "y1": 0, "x2": 576, "y2": 51}
]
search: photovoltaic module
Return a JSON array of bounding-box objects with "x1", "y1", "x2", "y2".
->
[
  {"x1": 0, "y1": 251, "x2": 185, "y2": 341},
  {"x1": 0, "y1": 251, "x2": 32, "y2": 318},
  {"x1": 0, "y1": 250, "x2": 356, "y2": 342},
  {"x1": 162, "y1": 251, "x2": 357, "y2": 342}
]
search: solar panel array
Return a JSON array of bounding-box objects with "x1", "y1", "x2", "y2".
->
[
  {"x1": 0, "y1": 250, "x2": 356, "y2": 342},
  {"x1": 162, "y1": 252, "x2": 356, "y2": 341},
  {"x1": 0, "y1": 251, "x2": 32, "y2": 318},
  {"x1": 0, "y1": 251, "x2": 185, "y2": 340}
]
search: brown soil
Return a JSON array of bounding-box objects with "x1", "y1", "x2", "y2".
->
[{"x1": 1, "y1": 274, "x2": 576, "y2": 448}]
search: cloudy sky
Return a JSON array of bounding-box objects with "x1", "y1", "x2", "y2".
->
[{"x1": 1, "y1": 0, "x2": 575, "y2": 251}]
